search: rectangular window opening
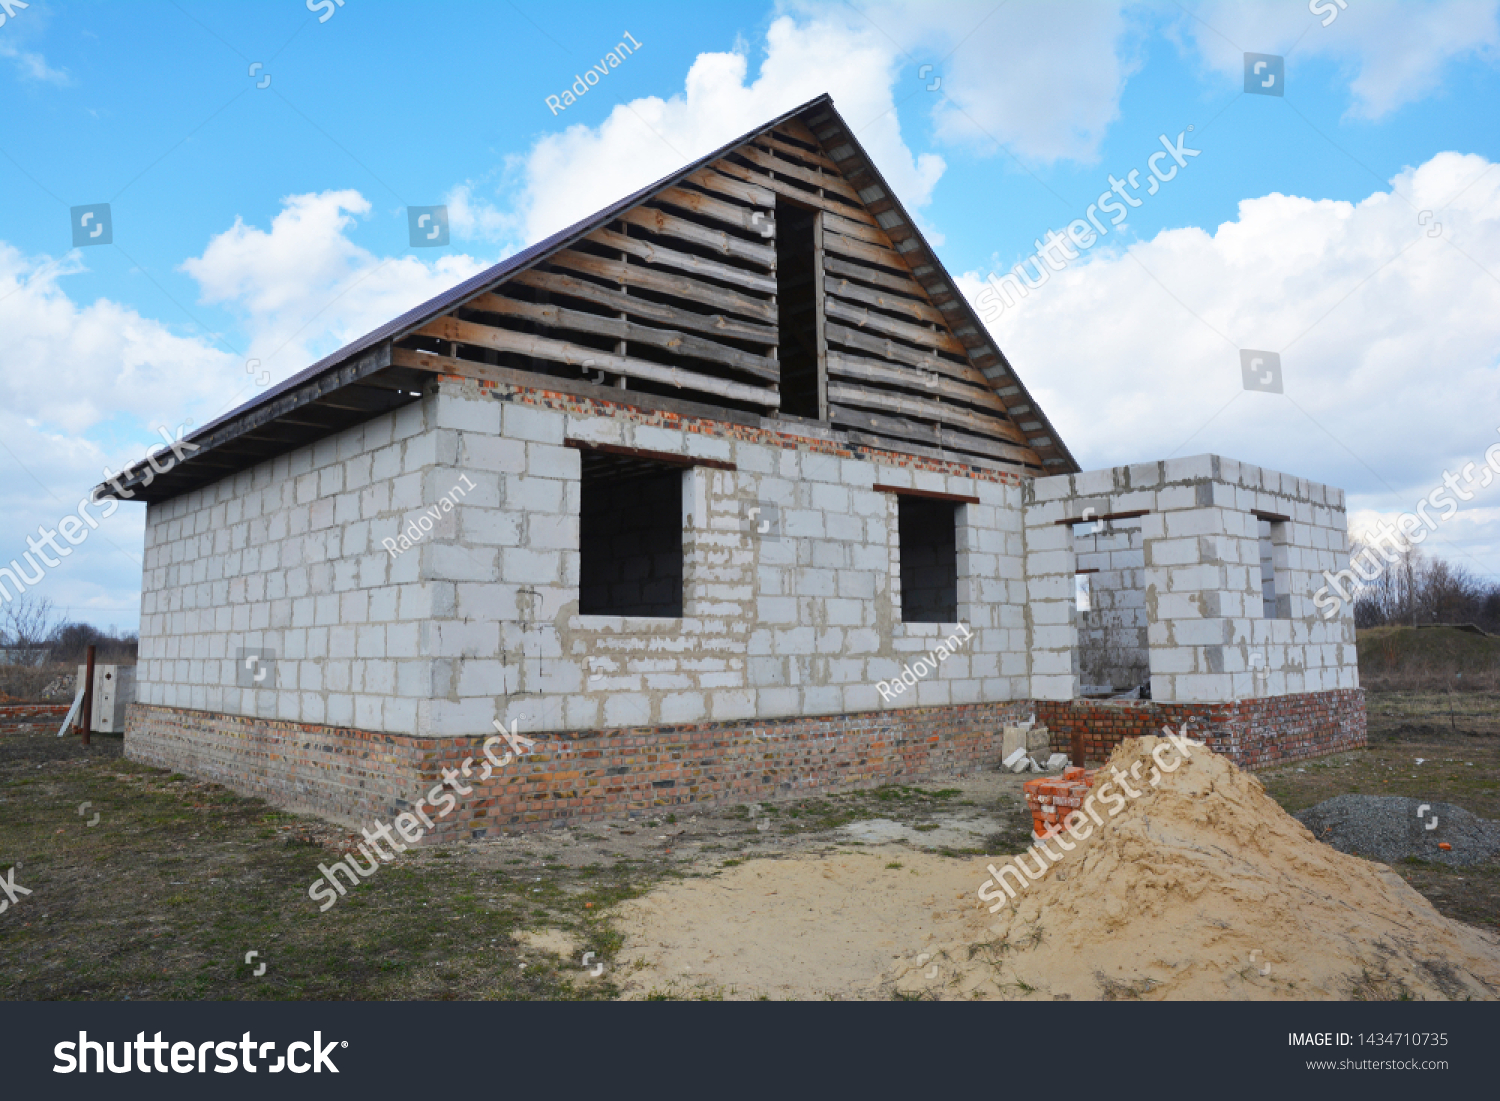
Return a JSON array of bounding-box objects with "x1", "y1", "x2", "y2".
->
[
  {"x1": 774, "y1": 197, "x2": 822, "y2": 419},
  {"x1": 1259, "y1": 519, "x2": 1287, "y2": 619},
  {"x1": 898, "y1": 496, "x2": 957, "y2": 623},
  {"x1": 579, "y1": 452, "x2": 683, "y2": 616},
  {"x1": 1073, "y1": 523, "x2": 1150, "y2": 698}
]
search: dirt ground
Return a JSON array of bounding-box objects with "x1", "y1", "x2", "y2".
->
[
  {"x1": 1, "y1": 690, "x2": 1496, "y2": 1000},
  {"x1": 0, "y1": 715, "x2": 1030, "y2": 1000}
]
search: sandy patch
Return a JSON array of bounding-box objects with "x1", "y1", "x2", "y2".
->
[
  {"x1": 615, "y1": 736, "x2": 1500, "y2": 1000},
  {"x1": 516, "y1": 928, "x2": 582, "y2": 958},
  {"x1": 614, "y1": 851, "x2": 991, "y2": 999}
]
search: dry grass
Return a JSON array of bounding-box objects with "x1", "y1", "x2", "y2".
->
[
  {"x1": 1357, "y1": 625, "x2": 1500, "y2": 692},
  {"x1": 1261, "y1": 688, "x2": 1500, "y2": 931}
]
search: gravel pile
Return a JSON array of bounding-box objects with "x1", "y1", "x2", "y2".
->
[{"x1": 1296, "y1": 795, "x2": 1500, "y2": 868}]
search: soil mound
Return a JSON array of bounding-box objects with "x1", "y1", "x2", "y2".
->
[{"x1": 879, "y1": 735, "x2": 1500, "y2": 1000}]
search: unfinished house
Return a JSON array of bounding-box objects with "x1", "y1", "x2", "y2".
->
[{"x1": 106, "y1": 94, "x2": 1364, "y2": 838}]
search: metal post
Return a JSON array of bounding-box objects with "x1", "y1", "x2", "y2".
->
[{"x1": 80, "y1": 644, "x2": 95, "y2": 746}]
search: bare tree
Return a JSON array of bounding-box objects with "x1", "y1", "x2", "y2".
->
[{"x1": 0, "y1": 595, "x2": 58, "y2": 660}]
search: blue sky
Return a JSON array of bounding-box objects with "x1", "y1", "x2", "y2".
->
[{"x1": 3, "y1": 0, "x2": 1499, "y2": 632}]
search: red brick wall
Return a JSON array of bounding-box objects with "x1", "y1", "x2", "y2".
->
[
  {"x1": 125, "y1": 700, "x2": 1034, "y2": 840},
  {"x1": 126, "y1": 689, "x2": 1364, "y2": 837},
  {"x1": 0, "y1": 703, "x2": 71, "y2": 731},
  {"x1": 1038, "y1": 688, "x2": 1367, "y2": 769}
]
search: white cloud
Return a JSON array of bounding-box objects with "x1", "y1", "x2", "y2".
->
[
  {"x1": 0, "y1": 245, "x2": 231, "y2": 435},
  {"x1": 480, "y1": 10, "x2": 944, "y2": 248},
  {"x1": 181, "y1": 190, "x2": 489, "y2": 385},
  {"x1": 0, "y1": 40, "x2": 68, "y2": 84},
  {"x1": 959, "y1": 150, "x2": 1500, "y2": 573},
  {"x1": 0, "y1": 190, "x2": 495, "y2": 623},
  {"x1": 1176, "y1": 0, "x2": 1500, "y2": 119},
  {"x1": 861, "y1": 0, "x2": 1141, "y2": 165},
  {"x1": 0, "y1": 245, "x2": 212, "y2": 621}
]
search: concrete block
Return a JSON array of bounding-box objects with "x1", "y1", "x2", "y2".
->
[
  {"x1": 1073, "y1": 468, "x2": 1115, "y2": 496},
  {"x1": 503, "y1": 404, "x2": 564, "y2": 444},
  {"x1": 1164, "y1": 455, "x2": 1215, "y2": 483}
]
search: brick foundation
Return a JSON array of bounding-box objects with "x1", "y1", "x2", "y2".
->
[
  {"x1": 124, "y1": 700, "x2": 1035, "y2": 841},
  {"x1": 1039, "y1": 687, "x2": 1367, "y2": 770},
  {"x1": 125, "y1": 689, "x2": 1365, "y2": 837}
]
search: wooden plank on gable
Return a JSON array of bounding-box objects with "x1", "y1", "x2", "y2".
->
[
  {"x1": 824, "y1": 297, "x2": 965, "y2": 354},
  {"x1": 417, "y1": 316, "x2": 780, "y2": 407},
  {"x1": 822, "y1": 231, "x2": 909, "y2": 271},
  {"x1": 466, "y1": 293, "x2": 778, "y2": 381},
  {"x1": 708, "y1": 160, "x2": 875, "y2": 222},
  {"x1": 513, "y1": 270, "x2": 777, "y2": 344},
  {"x1": 616, "y1": 206, "x2": 775, "y2": 267},
  {"x1": 732, "y1": 143, "x2": 861, "y2": 201},
  {"x1": 586, "y1": 227, "x2": 777, "y2": 294},
  {"x1": 547, "y1": 250, "x2": 776, "y2": 324},
  {"x1": 827, "y1": 381, "x2": 1025, "y2": 444}
]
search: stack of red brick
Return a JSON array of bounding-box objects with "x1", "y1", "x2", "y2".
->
[{"x1": 1022, "y1": 766, "x2": 1097, "y2": 839}]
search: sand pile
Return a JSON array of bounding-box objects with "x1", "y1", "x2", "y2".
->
[{"x1": 880, "y1": 735, "x2": 1500, "y2": 1000}]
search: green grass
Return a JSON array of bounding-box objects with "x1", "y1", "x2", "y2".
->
[{"x1": 0, "y1": 728, "x2": 665, "y2": 1001}]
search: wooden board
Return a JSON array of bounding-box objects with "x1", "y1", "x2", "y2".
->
[
  {"x1": 732, "y1": 143, "x2": 861, "y2": 202},
  {"x1": 929, "y1": 424, "x2": 1041, "y2": 466},
  {"x1": 823, "y1": 254, "x2": 926, "y2": 296},
  {"x1": 587, "y1": 227, "x2": 777, "y2": 294},
  {"x1": 616, "y1": 206, "x2": 775, "y2": 268},
  {"x1": 754, "y1": 131, "x2": 840, "y2": 172},
  {"x1": 775, "y1": 117, "x2": 826, "y2": 147},
  {"x1": 820, "y1": 210, "x2": 888, "y2": 246},
  {"x1": 839, "y1": 426, "x2": 1036, "y2": 471},
  {"x1": 513, "y1": 269, "x2": 777, "y2": 345},
  {"x1": 417, "y1": 316, "x2": 780, "y2": 407},
  {"x1": 653, "y1": 186, "x2": 767, "y2": 233},
  {"x1": 390, "y1": 346, "x2": 765, "y2": 427},
  {"x1": 823, "y1": 320, "x2": 970, "y2": 377},
  {"x1": 466, "y1": 293, "x2": 778, "y2": 381},
  {"x1": 813, "y1": 212, "x2": 829, "y2": 420},
  {"x1": 683, "y1": 167, "x2": 774, "y2": 209},
  {"x1": 826, "y1": 381, "x2": 1024, "y2": 443},
  {"x1": 824, "y1": 297, "x2": 965, "y2": 354},
  {"x1": 827, "y1": 402, "x2": 940, "y2": 446},
  {"x1": 826, "y1": 349, "x2": 1008, "y2": 412},
  {"x1": 547, "y1": 249, "x2": 776, "y2": 324},
  {"x1": 824, "y1": 277, "x2": 945, "y2": 325},
  {"x1": 822, "y1": 231, "x2": 909, "y2": 271},
  {"x1": 708, "y1": 159, "x2": 875, "y2": 223}
]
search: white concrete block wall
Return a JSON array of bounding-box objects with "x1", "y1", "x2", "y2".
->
[
  {"x1": 137, "y1": 380, "x2": 1033, "y2": 738},
  {"x1": 1022, "y1": 454, "x2": 1357, "y2": 703}
]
